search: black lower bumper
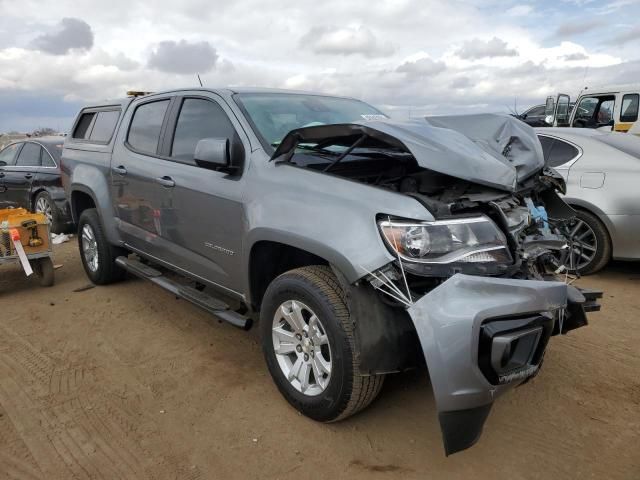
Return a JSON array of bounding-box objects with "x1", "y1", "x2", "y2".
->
[{"x1": 439, "y1": 404, "x2": 493, "y2": 456}]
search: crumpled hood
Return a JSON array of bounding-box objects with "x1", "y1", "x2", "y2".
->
[{"x1": 271, "y1": 113, "x2": 544, "y2": 192}]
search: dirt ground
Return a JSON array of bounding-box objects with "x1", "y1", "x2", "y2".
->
[{"x1": 0, "y1": 241, "x2": 638, "y2": 480}]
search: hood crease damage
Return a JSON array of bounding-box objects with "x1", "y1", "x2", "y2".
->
[{"x1": 271, "y1": 113, "x2": 545, "y2": 192}]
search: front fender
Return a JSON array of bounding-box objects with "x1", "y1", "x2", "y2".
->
[{"x1": 407, "y1": 274, "x2": 568, "y2": 455}]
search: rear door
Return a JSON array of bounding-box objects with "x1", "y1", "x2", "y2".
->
[
  {"x1": 111, "y1": 96, "x2": 175, "y2": 260},
  {"x1": 0, "y1": 143, "x2": 22, "y2": 208},
  {"x1": 3, "y1": 141, "x2": 42, "y2": 209}
]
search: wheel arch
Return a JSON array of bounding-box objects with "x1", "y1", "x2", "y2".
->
[
  {"x1": 69, "y1": 186, "x2": 97, "y2": 223},
  {"x1": 563, "y1": 198, "x2": 615, "y2": 255},
  {"x1": 247, "y1": 240, "x2": 330, "y2": 311},
  {"x1": 30, "y1": 187, "x2": 48, "y2": 209},
  {"x1": 247, "y1": 237, "x2": 422, "y2": 375}
]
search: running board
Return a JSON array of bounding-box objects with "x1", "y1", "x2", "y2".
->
[{"x1": 115, "y1": 256, "x2": 252, "y2": 330}]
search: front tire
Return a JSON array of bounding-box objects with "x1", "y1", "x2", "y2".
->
[
  {"x1": 77, "y1": 208, "x2": 127, "y2": 284},
  {"x1": 260, "y1": 265, "x2": 384, "y2": 422}
]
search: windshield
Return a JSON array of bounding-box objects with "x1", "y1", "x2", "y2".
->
[{"x1": 234, "y1": 93, "x2": 386, "y2": 151}]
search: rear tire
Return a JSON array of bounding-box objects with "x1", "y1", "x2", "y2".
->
[
  {"x1": 567, "y1": 209, "x2": 611, "y2": 275},
  {"x1": 260, "y1": 265, "x2": 384, "y2": 422},
  {"x1": 34, "y1": 191, "x2": 63, "y2": 234},
  {"x1": 77, "y1": 208, "x2": 127, "y2": 284}
]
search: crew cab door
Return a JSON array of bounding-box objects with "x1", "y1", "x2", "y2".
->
[
  {"x1": 111, "y1": 93, "x2": 247, "y2": 295},
  {"x1": 0, "y1": 142, "x2": 22, "y2": 208},
  {"x1": 111, "y1": 96, "x2": 175, "y2": 261},
  {"x1": 3, "y1": 141, "x2": 41, "y2": 209},
  {"x1": 153, "y1": 93, "x2": 246, "y2": 294}
]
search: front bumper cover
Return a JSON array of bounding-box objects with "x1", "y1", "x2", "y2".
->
[{"x1": 406, "y1": 274, "x2": 595, "y2": 455}]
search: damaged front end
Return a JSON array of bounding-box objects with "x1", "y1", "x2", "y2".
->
[{"x1": 273, "y1": 114, "x2": 602, "y2": 455}]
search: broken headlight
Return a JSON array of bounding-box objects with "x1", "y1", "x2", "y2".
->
[{"x1": 378, "y1": 216, "x2": 511, "y2": 264}]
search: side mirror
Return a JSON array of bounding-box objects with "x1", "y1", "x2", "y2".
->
[{"x1": 194, "y1": 138, "x2": 230, "y2": 170}]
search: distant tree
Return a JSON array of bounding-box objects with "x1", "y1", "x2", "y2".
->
[{"x1": 32, "y1": 127, "x2": 57, "y2": 137}]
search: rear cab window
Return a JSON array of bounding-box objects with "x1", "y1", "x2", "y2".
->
[{"x1": 72, "y1": 108, "x2": 122, "y2": 144}]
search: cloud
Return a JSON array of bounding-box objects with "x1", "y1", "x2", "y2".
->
[
  {"x1": 300, "y1": 25, "x2": 393, "y2": 57},
  {"x1": 451, "y1": 77, "x2": 472, "y2": 89},
  {"x1": 31, "y1": 17, "x2": 93, "y2": 55},
  {"x1": 456, "y1": 37, "x2": 518, "y2": 59},
  {"x1": 554, "y1": 19, "x2": 604, "y2": 37},
  {"x1": 605, "y1": 25, "x2": 640, "y2": 45},
  {"x1": 1, "y1": 0, "x2": 638, "y2": 130},
  {"x1": 561, "y1": 52, "x2": 588, "y2": 61},
  {"x1": 396, "y1": 57, "x2": 446, "y2": 77},
  {"x1": 505, "y1": 5, "x2": 533, "y2": 16},
  {"x1": 148, "y1": 40, "x2": 218, "y2": 74}
]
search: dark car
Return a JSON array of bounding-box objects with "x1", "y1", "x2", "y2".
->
[
  {"x1": 0, "y1": 136, "x2": 72, "y2": 233},
  {"x1": 518, "y1": 104, "x2": 548, "y2": 127}
]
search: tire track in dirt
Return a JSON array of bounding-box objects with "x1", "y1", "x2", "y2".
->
[
  {"x1": 0, "y1": 322, "x2": 199, "y2": 479},
  {"x1": 0, "y1": 449, "x2": 43, "y2": 480}
]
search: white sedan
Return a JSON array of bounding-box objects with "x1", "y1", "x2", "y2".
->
[{"x1": 536, "y1": 127, "x2": 640, "y2": 273}]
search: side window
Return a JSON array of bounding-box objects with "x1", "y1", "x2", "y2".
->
[
  {"x1": 73, "y1": 112, "x2": 96, "y2": 139},
  {"x1": 598, "y1": 99, "x2": 614, "y2": 124},
  {"x1": 128, "y1": 100, "x2": 170, "y2": 155},
  {"x1": 15, "y1": 142, "x2": 42, "y2": 167},
  {"x1": 41, "y1": 148, "x2": 56, "y2": 167},
  {"x1": 538, "y1": 136, "x2": 579, "y2": 167},
  {"x1": 90, "y1": 110, "x2": 120, "y2": 142},
  {"x1": 538, "y1": 136, "x2": 555, "y2": 163},
  {"x1": 171, "y1": 98, "x2": 238, "y2": 161},
  {"x1": 573, "y1": 97, "x2": 598, "y2": 125},
  {"x1": 621, "y1": 94, "x2": 639, "y2": 123},
  {"x1": 0, "y1": 143, "x2": 21, "y2": 166}
]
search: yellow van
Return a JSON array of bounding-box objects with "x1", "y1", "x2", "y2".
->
[{"x1": 545, "y1": 84, "x2": 639, "y2": 134}]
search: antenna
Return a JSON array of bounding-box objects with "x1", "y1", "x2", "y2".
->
[
  {"x1": 577, "y1": 66, "x2": 589, "y2": 99},
  {"x1": 197, "y1": 74, "x2": 203, "y2": 87}
]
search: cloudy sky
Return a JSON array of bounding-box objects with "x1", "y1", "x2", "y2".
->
[{"x1": 1, "y1": 0, "x2": 639, "y2": 132}]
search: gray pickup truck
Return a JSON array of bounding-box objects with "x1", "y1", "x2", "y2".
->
[{"x1": 61, "y1": 88, "x2": 600, "y2": 455}]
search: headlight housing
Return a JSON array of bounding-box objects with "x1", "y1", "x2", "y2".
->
[{"x1": 378, "y1": 216, "x2": 511, "y2": 264}]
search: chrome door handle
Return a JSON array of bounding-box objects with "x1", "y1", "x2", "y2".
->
[
  {"x1": 156, "y1": 176, "x2": 175, "y2": 188},
  {"x1": 113, "y1": 165, "x2": 127, "y2": 175}
]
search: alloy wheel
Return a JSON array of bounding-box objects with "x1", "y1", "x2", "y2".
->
[
  {"x1": 35, "y1": 197, "x2": 53, "y2": 225},
  {"x1": 81, "y1": 224, "x2": 99, "y2": 273},
  {"x1": 272, "y1": 300, "x2": 332, "y2": 396},
  {"x1": 566, "y1": 218, "x2": 598, "y2": 271}
]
